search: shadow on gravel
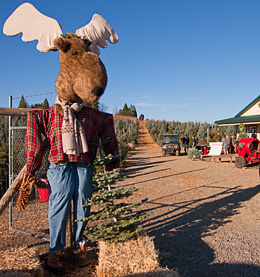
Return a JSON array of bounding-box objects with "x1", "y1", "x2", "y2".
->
[
  {"x1": 125, "y1": 154, "x2": 210, "y2": 182},
  {"x1": 128, "y1": 157, "x2": 174, "y2": 166},
  {"x1": 127, "y1": 168, "x2": 172, "y2": 179},
  {"x1": 126, "y1": 156, "x2": 175, "y2": 177},
  {"x1": 143, "y1": 184, "x2": 260, "y2": 277},
  {"x1": 127, "y1": 167, "x2": 209, "y2": 187}
]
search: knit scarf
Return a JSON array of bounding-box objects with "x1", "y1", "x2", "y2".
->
[{"x1": 55, "y1": 97, "x2": 88, "y2": 155}]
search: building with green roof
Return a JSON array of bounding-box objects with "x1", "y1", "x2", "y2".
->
[{"x1": 215, "y1": 95, "x2": 260, "y2": 139}]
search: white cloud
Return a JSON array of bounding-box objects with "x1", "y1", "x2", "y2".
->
[{"x1": 135, "y1": 102, "x2": 156, "y2": 107}]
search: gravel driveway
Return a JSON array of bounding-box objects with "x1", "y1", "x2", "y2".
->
[{"x1": 118, "y1": 121, "x2": 260, "y2": 277}]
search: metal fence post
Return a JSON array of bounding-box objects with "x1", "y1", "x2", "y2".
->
[{"x1": 8, "y1": 95, "x2": 13, "y2": 231}]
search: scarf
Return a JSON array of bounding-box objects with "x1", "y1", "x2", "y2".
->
[{"x1": 55, "y1": 97, "x2": 88, "y2": 155}]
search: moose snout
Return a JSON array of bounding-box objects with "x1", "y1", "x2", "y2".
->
[{"x1": 92, "y1": 86, "x2": 105, "y2": 97}]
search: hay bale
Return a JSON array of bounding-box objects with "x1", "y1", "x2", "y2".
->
[
  {"x1": 124, "y1": 268, "x2": 179, "y2": 276},
  {"x1": 96, "y1": 236, "x2": 165, "y2": 277},
  {"x1": 0, "y1": 247, "x2": 44, "y2": 277}
]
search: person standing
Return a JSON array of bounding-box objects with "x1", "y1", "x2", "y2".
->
[
  {"x1": 191, "y1": 135, "x2": 197, "y2": 149},
  {"x1": 222, "y1": 135, "x2": 229, "y2": 155},
  {"x1": 229, "y1": 134, "x2": 235, "y2": 154},
  {"x1": 182, "y1": 134, "x2": 189, "y2": 154}
]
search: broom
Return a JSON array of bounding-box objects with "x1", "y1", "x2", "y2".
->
[{"x1": 0, "y1": 165, "x2": 48, "y2": 216}]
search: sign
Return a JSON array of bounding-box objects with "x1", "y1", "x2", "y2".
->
[{"x1": 209, "y1": 142, "x2": 222, "y2": 156}]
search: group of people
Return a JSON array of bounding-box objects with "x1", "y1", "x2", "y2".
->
[
  {"x1": 182, "y1": 133, "x2": 240, "y2": 156},
  {"x1": 182, "y1": 134, "x2": 197, "y2": 154},
  {"x1": 222, "y1": 134, "x2": 239, "y2": 155}
]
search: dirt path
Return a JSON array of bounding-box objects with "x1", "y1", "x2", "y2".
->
[{"x1": 117, "y1": 121, "x2": 260, "y2": 277}]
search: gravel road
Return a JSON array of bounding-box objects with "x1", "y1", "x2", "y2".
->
[{"x1": 118, "y1": 121, "x2": 260, "y2": 277}]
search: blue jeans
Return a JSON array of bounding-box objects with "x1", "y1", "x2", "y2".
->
[{"x1": 47, "y1": 162, "x2": 93, "y2": 252}]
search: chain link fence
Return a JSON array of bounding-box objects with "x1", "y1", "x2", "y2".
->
[
  {"x1": 0, "y1": 115, "x2": 50, "y2": 241},
  {"x1": 0, "y1": 116, "x2": 8, "y2": 199}
]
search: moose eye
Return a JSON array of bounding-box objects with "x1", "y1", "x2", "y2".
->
[{"x1": 71, "y1": 49, "x2": 77, "y2": 55}]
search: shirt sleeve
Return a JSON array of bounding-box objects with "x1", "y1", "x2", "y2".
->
[
  {"x1": 98, "y1": 113, "x2": 120, "y2": 170},
  {"x1": 25, "y1": 110, "x2": 46, "y2": 174}
]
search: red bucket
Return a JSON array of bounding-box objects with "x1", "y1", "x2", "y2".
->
[{"x1": 38, "y1": 187, "x2": 49, "y2": 202}]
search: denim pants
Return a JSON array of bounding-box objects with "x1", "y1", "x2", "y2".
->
[{"x1": 47, "y1": 162, "x2": 93, "y2": 252}]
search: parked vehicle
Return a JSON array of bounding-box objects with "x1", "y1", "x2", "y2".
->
[
  {"x1": 162, "y1": 133, "x2": 181, "y2": 156},
  {"x1": 235, "y1": 137, "x2": 260, "y2": 168}
]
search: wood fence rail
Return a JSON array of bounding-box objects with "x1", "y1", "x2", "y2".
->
[{"x1": 0, "y1": 107, "x2": 40, "y2": 116}]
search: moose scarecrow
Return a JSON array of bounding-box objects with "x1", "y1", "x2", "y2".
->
[{"x1": 3, "y1": 2, "x2": 119, "y2": 273}]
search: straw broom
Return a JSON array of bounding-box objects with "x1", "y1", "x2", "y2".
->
[
  {"x1": 0, "y1": 165, "x2": 48, "y2": 216},
  {"x1": 0, "y1": 165, "x2": 26, "y2": 216}
]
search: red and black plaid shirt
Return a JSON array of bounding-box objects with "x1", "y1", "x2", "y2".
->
[{"x1": 25, "y1": 105, "x2": 119, "y2": 174}]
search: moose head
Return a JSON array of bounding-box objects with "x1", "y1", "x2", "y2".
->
[{"x1": 3, "y1": 2, "x2": 118, "y2": 103}]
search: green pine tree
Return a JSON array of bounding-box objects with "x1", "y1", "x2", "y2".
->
[
  {"x1": 122, "y1": 103, "x2": 129, "y2": 115},
  {"x1": 30, "y1": 103, "x2": 42, "y2": 108},
  {"x1": 85, "y1": 101, "x2": 99, "y2": 110},
  {"x1": 77, "y1": 155, "x2": 149, "y2": 243},
  {"x1": 18, "y1": 95, "x2": 28, "y2": 108},
  {"x1": 130, "y1": 105, "x2": 137, "y2": 117},
  {"x1": 0, "y1": 142, "x2": 8, "y2": 197},
  {"x1": 42, "y1": 98, "x2": 50, "y2": 109}
]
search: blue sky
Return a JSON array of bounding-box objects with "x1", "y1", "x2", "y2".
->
[{"x1": 1, "y1": 0, "x2": 260, "y2": 123}]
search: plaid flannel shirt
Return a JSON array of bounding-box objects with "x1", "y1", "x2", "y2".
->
[{"x1": 25, "y1": 105, "x2": 119, "y2": 174}]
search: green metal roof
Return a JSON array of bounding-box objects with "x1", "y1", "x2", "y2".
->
[
  {"x1": 215, "y1": 95, "x2": 260, "y2": 125},
  {"x1": 215, "y1": 115, "x2": 260, "y2": 125},
  {"x1": 235, "y1": 95, "x2": 260, "y2": 117}
]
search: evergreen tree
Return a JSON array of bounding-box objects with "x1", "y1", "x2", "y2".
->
[
  {"x1": 185, "y1": 121, "x2": 194, "y2": 137},
  {"x1": 0, "y1": 142, "x2": 8, "y2": 197},
  {"x1": 85, "y1": 101, "x2": 99, "y2": 110},
  {"x1": 30, "y1": 103, "x2": 42, "y2": 108},
  {"x1": 118, "y1": 104, "x2": 137, "y2": 117},
  {"x1": 197, "y1": 123, "x2": 207, "y2": 142},
  {"x1": 0, "y1": 117, "x2": 8, "y2": 142},
  {"x1": 77, "y1": 155, "x2": 149, "y2": 243},
  {"x1": 122, "y1": 103, "x2": 129, "y2": 115},
  {"x1": 18, "y1": 95, "x2": 28, "y2": 108},
  {"x1": 85, "y1": 101, "x2": 108, "y2": 112},
  {"x1": 42, "y1": 98, "x2": 50, "y2": 109},
  {"x1": 130, "y1": 105, "x2": 137, "y2": 117},
  {"x1": 225, "y1": 125, "x2": 236, "y2": 137}
]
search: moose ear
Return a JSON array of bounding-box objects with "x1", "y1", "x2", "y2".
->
[{"x1": 53, "y1": 37, "x2": 71, "y2": 53}]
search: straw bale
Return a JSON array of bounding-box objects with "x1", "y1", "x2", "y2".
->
[
  {"x1": 123, "y1": 268, "x2": 179, "y2": 277},
  {"x1": 0, "y1": 247, "x2": 44, "y2": 277},
  {"x1": 96, "y1": 236, "x2": 161, "y2": 276}
]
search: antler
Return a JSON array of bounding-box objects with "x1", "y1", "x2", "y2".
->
[
  {"x1": 3, "y1": 3, "x2": 62, "y2": 53},
  {"x1": 76, "y1": 14, "x2": 119, "y2": 55}
]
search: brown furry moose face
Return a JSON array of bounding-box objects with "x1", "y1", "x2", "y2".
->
[{"x1": 54, "y1": 33, "x2": 107, "y2": 103}]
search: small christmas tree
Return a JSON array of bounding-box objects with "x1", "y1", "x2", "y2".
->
[{"x1": 76, "y1": 155, "x2": 149, "y2": 243}]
